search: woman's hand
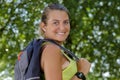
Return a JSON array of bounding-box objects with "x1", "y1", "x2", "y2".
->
[{"x1": 77, "y1": 58, "x2": 91, "y2": 75}]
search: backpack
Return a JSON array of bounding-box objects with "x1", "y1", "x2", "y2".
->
[{"x1": 14, "y1": 39, "x2": 79, "y2": 80}]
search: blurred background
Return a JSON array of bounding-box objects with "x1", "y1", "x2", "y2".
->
[{"x1": 0, "y1": 0, "x2": 120, "y2": 80}]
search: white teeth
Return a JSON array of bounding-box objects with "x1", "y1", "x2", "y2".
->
[{"x1": 57, "y1": 33, "x2": 65, "y2": 35}]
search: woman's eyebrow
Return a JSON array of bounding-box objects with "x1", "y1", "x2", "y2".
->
[
  {"x1": 52, "y1": 19, "x2": 69, "y2": 21},
  {"x1": 52, "y1": 19, "x2": 59, "y2": 21}
]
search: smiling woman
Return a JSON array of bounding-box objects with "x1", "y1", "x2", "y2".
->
[
  {"x1": 40, "y1": 3, "x2": 70, "y2": 43},
  {"x1": 40, "y1": 10, "x2": 70, "y2": 43},
  {"x1": 39, "y1": 3, "x2": 91, "y2": 80}
]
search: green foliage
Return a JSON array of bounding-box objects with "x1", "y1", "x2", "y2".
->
[
  {"x1": 0, "y1": 0, "x2": 120, "y2": 80},
  {"x1": 64, "y1": 0, "x2": 120, "y2": 80}
]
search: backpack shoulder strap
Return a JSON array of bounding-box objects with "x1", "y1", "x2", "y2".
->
[{"x1": 41, "y1": 39, "x2": 80, "y2": 62}]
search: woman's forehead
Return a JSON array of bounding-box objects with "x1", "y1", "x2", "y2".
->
[{"x1": 47, "y1": 10, "x2": 69, "y2": 21}]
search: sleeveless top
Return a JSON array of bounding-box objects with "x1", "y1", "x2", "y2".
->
[
  {"x1": 41, "y1": 42, "x2": 77, "y2": 80},
  {"x1": 61, "y1": 51, "x2": 77, "y2": 80}
]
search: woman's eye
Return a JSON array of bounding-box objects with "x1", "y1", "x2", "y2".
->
[
  {"x1": 64, "y1": 21, "x2": 69, "y2": 25},
  {"x1": 53, "y1": 22, "x2": 59, "y2": 25}
]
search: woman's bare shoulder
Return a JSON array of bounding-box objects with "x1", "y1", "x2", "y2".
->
[
  {"x1": 41, "y1": 42, "x2": 62, "y2": 61},
  {"x1": 43, "y1": 43, "x2": 61, "y2": 53}
]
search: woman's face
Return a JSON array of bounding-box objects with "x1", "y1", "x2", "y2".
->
[{"x1": 42, "y1": 10, "x2": 70, "y2": 43}]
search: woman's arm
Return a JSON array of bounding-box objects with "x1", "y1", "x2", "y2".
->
[
  {"x1": 77, "y1": 58, "x2": 91, "y2": 75},
  {"x1": 71, "y1": 58, "x2": 91, "y2": 80},
  {"x1": 41, "y1": 43, "x2": 91, "y2": 80},
  {"x1": 41, "y1": 43, "x2": 63, "y2": 80}
]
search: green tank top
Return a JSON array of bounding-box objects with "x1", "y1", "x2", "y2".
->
[{"x1": 62, "y1": 51, "x2": 77, "y2": 80}]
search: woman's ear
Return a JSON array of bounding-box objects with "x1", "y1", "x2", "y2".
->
[{"x1": 40, "y1": 22, "x2": 46, "y2": 32}]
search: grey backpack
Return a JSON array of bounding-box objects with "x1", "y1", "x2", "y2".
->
[{"x1": 14, "y1": 39, "x2": 79, "y2": 80}]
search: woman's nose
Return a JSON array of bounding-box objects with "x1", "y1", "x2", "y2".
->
[{"x1": 59, "y1": 23, "x2": 66, "y2": 31}]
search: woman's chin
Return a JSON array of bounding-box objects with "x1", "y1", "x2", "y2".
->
[{"x1": 56, "y1": 39, "x2": 66, "y2": 43}]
